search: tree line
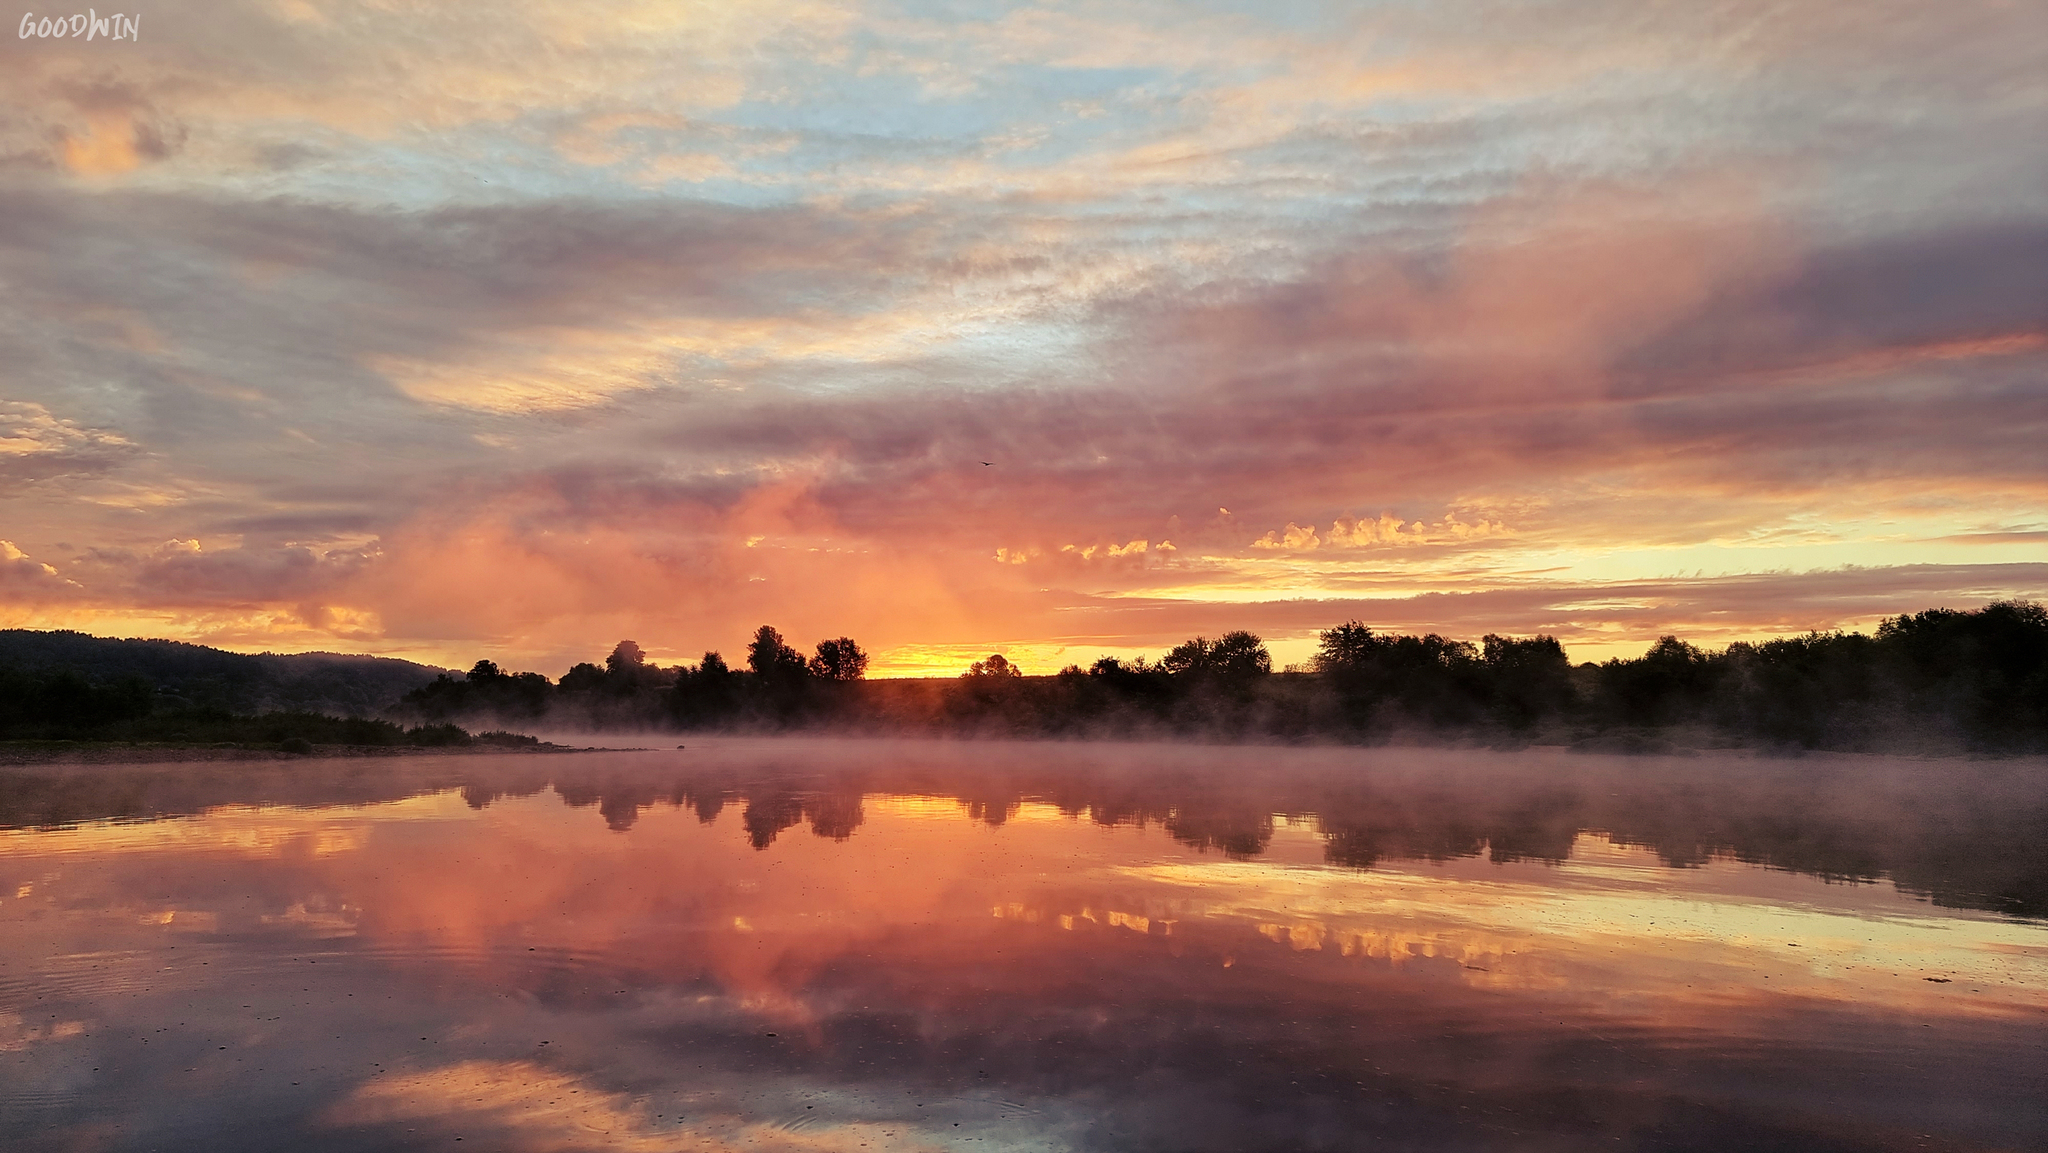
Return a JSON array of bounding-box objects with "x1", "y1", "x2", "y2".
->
[
  {"x1": 0, "y1": 661, "x2": 509, "y2": 750},
  {"x1": 5, "y1": 605, "x2": 2042, "y2": 752},
  {"x1": 0, "y1": 653, "x2": 505, "y2": 750},
  {"x1": 388, "y1": 602, "x2": 2048, "y2": 753}
]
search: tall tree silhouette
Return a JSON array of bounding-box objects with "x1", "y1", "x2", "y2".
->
[
  {"x1": 810, "y1": 637, "x2": 869, "y2": 681},
  {"x1": 747, "y1": 626, "x2": 810, "y2": 683},
  {"x1": 605, "y1": 640, "x2": 646, "y2": 676},
  {"x1": 670, "y1": 650, "x2": 741, "y2": 725}
]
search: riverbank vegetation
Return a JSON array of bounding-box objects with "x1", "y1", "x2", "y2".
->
[
  {"x1": 6, "y1": 603, "x2": 2043, "y2": 754},
  {"x1": 0, "y1": 667, "x2": 528, "y2": 752},
  {"x1": 396, "y1": 604, "x2": 2047, "y2": 753}
]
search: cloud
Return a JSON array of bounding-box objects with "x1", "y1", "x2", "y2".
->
[
  {"x1": 1251, "y1": 513, "x2": 1515, "y2": 553},
  {"x1": 0, "y1": 1, "x2": 2040, "y2": 666},
  {"x1": 0, "y1": 401, "x2": 139, "y2": 482},
  {"x1": 128, "y1": 538, "x2": 370, "y2": 607},
  {"x1": 330, "y1": 1059, "x2": 941, "y2": 1153},
  {"x1": 0, "y1": 540, "x2": 82, "y2": 599}
]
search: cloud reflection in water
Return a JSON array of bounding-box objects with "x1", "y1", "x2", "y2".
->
[{"x1": 1, "y1": 741, "x2": 2044, "y2": 1151}]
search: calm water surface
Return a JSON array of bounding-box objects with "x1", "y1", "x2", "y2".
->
[{"x1": 3, "y1": 740, "x2": 2044, "y2": 1152}]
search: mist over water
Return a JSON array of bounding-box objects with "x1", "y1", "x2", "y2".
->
[{"x1": 3, "y1": 740, "x2": 2044, "y2": 1152}]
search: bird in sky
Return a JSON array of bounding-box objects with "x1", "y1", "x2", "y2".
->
[{"x1": 981, "y1": 461, "x2": 993, "y2": 466}]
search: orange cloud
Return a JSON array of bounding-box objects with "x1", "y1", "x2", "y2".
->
[{"x1": 59, "y1": 111, "x2": 144, "y2": 175}]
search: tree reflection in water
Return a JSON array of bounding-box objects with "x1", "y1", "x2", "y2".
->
[
  {"x1": 1, "y1": 740, "x2": 2043, "y2": 1153},
  {"x1": 9, "y1": 741, "x2": 2033, "y2": 913}
]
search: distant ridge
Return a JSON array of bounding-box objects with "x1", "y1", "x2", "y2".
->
[{"x1": 0, "y1": 630, "x2": 449, "y2": 719}]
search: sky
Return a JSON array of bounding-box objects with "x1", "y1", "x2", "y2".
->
[{"x1": 1, "y1": 0, "x2": 2044, "y2": 676}]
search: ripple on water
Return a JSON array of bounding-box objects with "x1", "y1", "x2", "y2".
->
[
  {"x1": 350, "y1": 941, "x2": 627, "y2": 985},
  {"x1": 770, "y1": 1107, "x2": 824, "y2": 1133},
  {"x1": 2, "y1": 939, "x2": 642, "y2": 1008},
  {"x1": 0, "y1": 949, "x2": 170, "y2": 1002}
]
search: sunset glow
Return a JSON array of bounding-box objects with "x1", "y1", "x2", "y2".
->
[{"x1": 4, "y1": 0, "x2": 2043, "y2": 674}]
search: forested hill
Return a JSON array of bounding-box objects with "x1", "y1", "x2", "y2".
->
[{"x1": 0, "y1": 630, "x2": 447, "y2": 719}]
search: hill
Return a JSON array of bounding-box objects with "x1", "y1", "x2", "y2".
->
[{"x1": 0, "y1": 630, "x2": 448, "y2": 719}]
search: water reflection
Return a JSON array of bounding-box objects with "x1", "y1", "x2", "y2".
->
[
  {"x1": 6, "y1": 742, "x2": 2043, "y2": 914},
  {"x1": 1, "y1": 740, "x2": 2044, "y2": 1152}
]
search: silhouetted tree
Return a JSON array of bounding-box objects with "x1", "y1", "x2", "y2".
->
[
  {"x1": 1160, "y1": 636, "x2": 1214, "y2": 675},
  {"x1": 605, "y1": 640, "x2": 645, "y2": 677},
  {"x1": 1312, "y1": 621, "x2": 1379, "y2": 673},
  {"x1": 1876, "y1": 600, "x2": 2048, "y2": 747},
  {"x1": 558, "y1": 662, "x2": 606, "y2": 693},
  {"x1": 1598, "y1": 636, "x2": 1716, "y2": 727},
  {"x1": 587, "y1": 639, "x2": 674, "y2": 700},
  {"x1": 965, "y1": 653, "x2": 1021, "y2": 678},
  {"x1": 744, "y1": 626, "x2": 813, "y2": 721},
  {"x1": 1716, "y1": 632, "x2": 1879, "y2": 745},
  {"x1": 747, "y1": 626, "x2": 810, "y2": 684},
  {"x1": 810, "y1": 637, "x2": 869, "y2": 681},
  {"x1": 670, "y1": 650, "x2": 740, "y2": 727},
  {"x1": 1158, "y1": 632, "x2": 1271, "y2": 727},
  {"x1": 19, "y1": 599, "x2": 2042, "y2": 749},
  {"x1": 1311, "y1": 620, "x2": 1484, "y2": 729},
  {"x1": 1211, "y1": 631, "x2": 1272, "y2": 678},
  {"x1": 1481, "y1": 634, "x2": 1572, "y2": 729},
  {"x1": 1069, "y1": 654, "x2": 1173, "y2": 721},
  {"x1": 395, "y1": 659, "x2": 553, "y2": 725}
]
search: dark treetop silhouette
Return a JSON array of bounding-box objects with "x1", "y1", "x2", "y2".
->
[
  {"x1": 6, "y1": 601, "x2": 2045, "y2": 754},
  {"x1": 384, "y1": 601, "x2": 2048, "y2": 754}
]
